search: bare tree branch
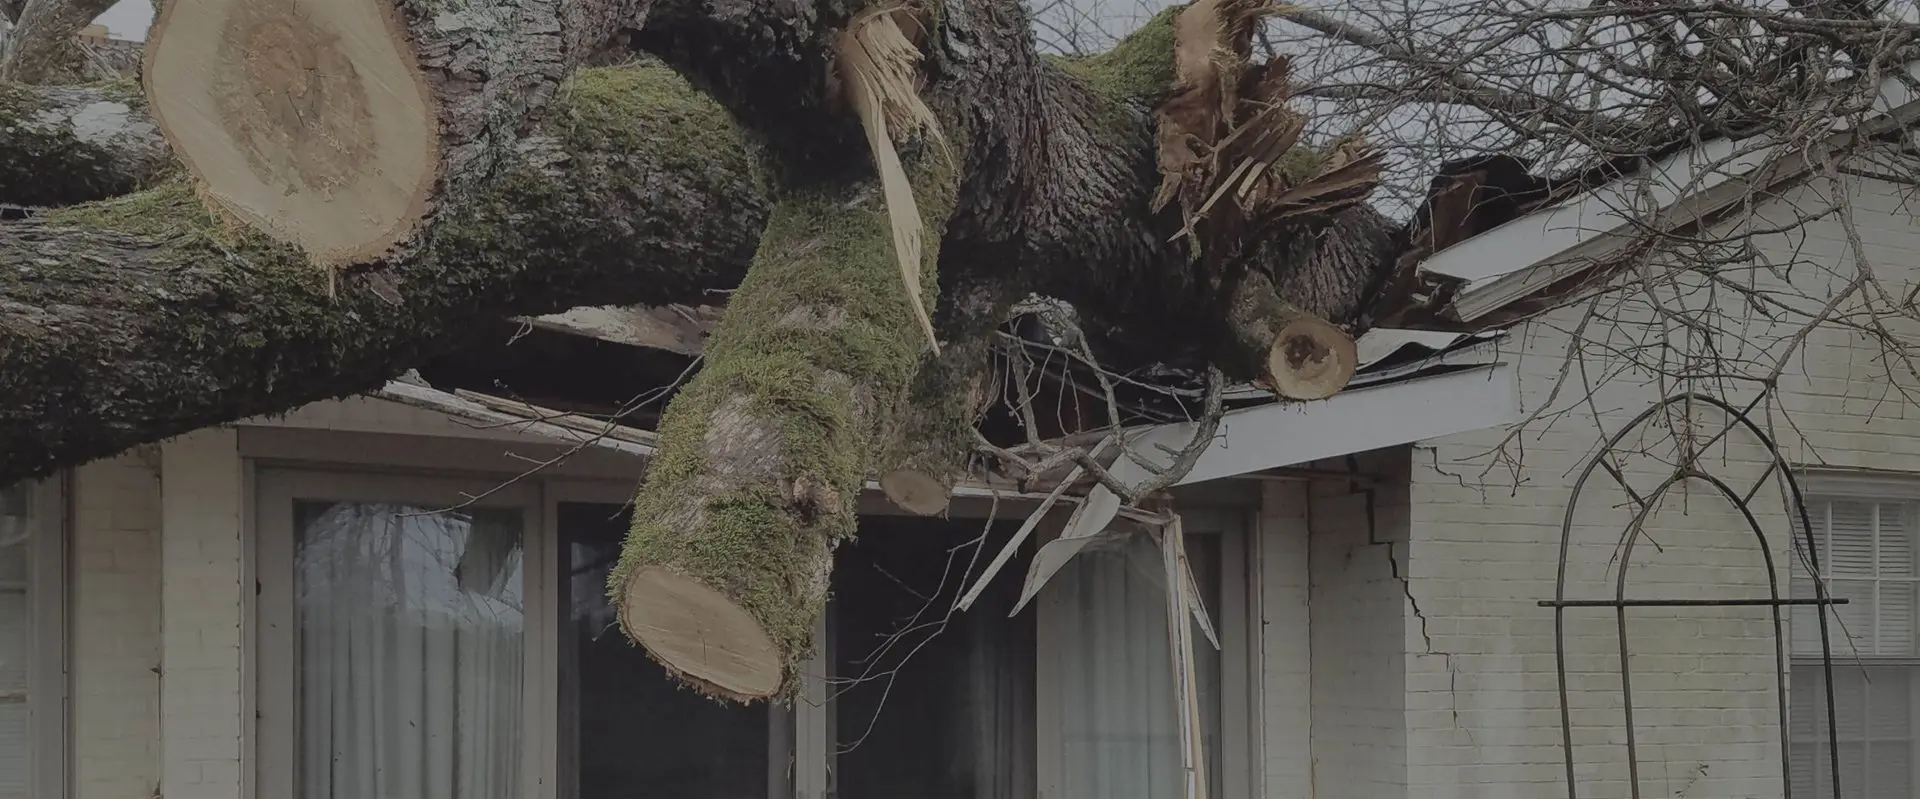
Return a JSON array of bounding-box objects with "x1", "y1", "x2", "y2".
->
[{"x1": 0, "y1": 0, "x2": 117, "y2": 83}]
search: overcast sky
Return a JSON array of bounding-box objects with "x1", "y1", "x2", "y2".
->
[{"x1": 95, "y1": 0, "x2": 151, "y2": 41}]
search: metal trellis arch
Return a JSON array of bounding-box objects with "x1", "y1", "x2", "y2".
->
[{"x1": 1539, "y1": 391, "x2": 1847, "y2": 799}]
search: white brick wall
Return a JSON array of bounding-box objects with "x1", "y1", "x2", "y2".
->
[
  {"x1": 71, "y1": 451, "x2": 161, "y2": 799},
  {"x1": 159, "y1": 429, "x2": 247, "y2": 799},
  {"x1": 1392, "y1": 170, "x2": 1920, "y2": 797},
  {"x1": 1307, "y1": 454, "x2": 1412, "y2": 799}
]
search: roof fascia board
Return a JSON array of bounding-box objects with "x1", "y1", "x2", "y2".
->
[
  {"x1": 1424, "y1": 60, "x2": 1920, "y2": 322},
  {"x1": 1052, "y1": 361, "x2": 1520, "y2": 541}
]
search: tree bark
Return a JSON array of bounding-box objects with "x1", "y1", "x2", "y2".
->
[
  {"x1": 611, "y1": 163, "x2": 958, "y2": 701},
  {"x1": 0, "y1": 0, "x2": 1415, "y2": 703},
  {"x1": 0, "y1": 0, "x2": 118, "y2": 83},
  {"x1": 874, "y1": 281, "x2": 1015, "y2": 516},
  {"x1": 0, "y1": 65, "x2": 765, "y2": 481}
]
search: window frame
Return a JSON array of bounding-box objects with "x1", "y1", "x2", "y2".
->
[
  {"x1": 1033, "y1": 509, "x2": 1257, "y2": 799},
  {"x1": 1791, "y1": 474, "x2": 1920, "y2": 799},
  {"x1": 543, "y1": 479, "x2": 798, "y2": 799},
  {"x1": 27, "y1": 478, "x2": 68, "y2": 799},
  {"x1": 252, "y1": 468, "x2": 545, "y2": 798},
  {"x1": 253, "y1": 468, "x2": 1264, "y2": 799},
  {"x1": 3, "y1": 478, "x2": 69, "y2": 799}
]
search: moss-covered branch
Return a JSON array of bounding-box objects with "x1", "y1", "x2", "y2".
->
[
  {"x1": 0, "y1": 81, "x2": 172, "y2": 206},
  {"x1": 610, "y1": 156, "x2": 959, "y2": 701},
  {"x1": 874, "y1": 281, "x2": 1014, "y2": 515},
  {"x1": 0, "y1": 65, "x2": 766, "y2": 483}
]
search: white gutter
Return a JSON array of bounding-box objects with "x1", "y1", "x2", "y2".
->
[
  {"x1": 1420, "y1": 59, "x2": 1920, "y2": 323},
  {"x1": 1050, "y1": 360, "x2": 1520, "y2": 544}
]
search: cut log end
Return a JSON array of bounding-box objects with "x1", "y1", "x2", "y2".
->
[
  {"x1": 144, "y1": 0, "x2": 439, "y2": 264},
  {"x1": 618, "y1": 566, "x2": 784, "y2": 701},
  {"x1": 1265, "y1": 316, "x2": 1356, "y2": 400},
  {"x1": 879, "y1": 469, "x2": 952, "y2": 516}
]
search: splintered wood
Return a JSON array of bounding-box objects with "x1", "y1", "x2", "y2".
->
[
  {"x1": 145, "y1": 0, "x2": 438, "y2": 263},
  {"x1": 836, "y1": 5, "x2": 948, "y2": 354},
  {"x1": 1153, "y1": 0, "x2": 1384, "y2": 244},
  {"x1": 1153, "y1": 0, "x2": 1379, "y2": 400},
  {"x1": 1162, "y1": 514, "x2": 1210, "y2": 799}
]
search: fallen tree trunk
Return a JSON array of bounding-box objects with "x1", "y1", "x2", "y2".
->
[
  {"x1": 874, "y1": 281, "x2": 1016, "y2": 515},
  {"x1": 0, "y1": 66, "x2": 765, "y2": 480},
  {"x1": 0, "y1": 0, "x2": 118, "y2": 83},
  {"x1": 141, "y1": 0, "x2": 648, "y2": 263},
  {"x1": 0, "y1": 0, "x2": 1416, "y2": 705}
]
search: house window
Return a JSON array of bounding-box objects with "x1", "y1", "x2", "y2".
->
[
  {"x1": 255, "y1": 473, "x2": 539, "y2": 799},
  {"x1": 258, "y1": 470, "x2": 1255, "y2": 799},
  {"x1": 555, "y1": 502, "x2": 785, "y2": 799},
  {"x1": 1791, "y1": 489, "x2": 1920, "y2": 799},
  {"x1": 0, "y1": 481, "x2": 64, "y2": 799}
]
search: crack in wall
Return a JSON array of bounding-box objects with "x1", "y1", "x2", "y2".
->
[{"x1": 1348, "y1": 454, "x2": 1468, "y2": 738}]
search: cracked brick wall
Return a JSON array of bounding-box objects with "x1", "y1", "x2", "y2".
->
[{"x1": 1392, "y1": 169, "x2": 1920, "y2": 799}]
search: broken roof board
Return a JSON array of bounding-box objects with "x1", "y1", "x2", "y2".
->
[
  {"x1": 1418, "y1": 58, "x2": 1920, "y2": 323},
  {"x1": 1052, "y1": 359, "x2": 1518, "y2": 544}
]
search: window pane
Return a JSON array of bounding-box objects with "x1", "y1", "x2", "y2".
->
[
  {"x1": 557, "y1": 503, "x2": 773, "y2": 799},
  {"x1": 830, "y1": 516, "x2": 1036, "y2": 799},
  {"x1": 1881, "y1": 583, "x2": 1917, "y2": 657},
  {"x1": 1791, "y1": 667, "x2": 1823, "y2": 799},
  {"x1": 293, "y1": 501, "x2": 525, "y2": 799},
  {"x1": 0, "y1": 484, "x2": 29, "y2": 799},
  {"x1": 1792, "y1": 664, "x2": 1916, "y2": 799},
  {"x1": 1050, "y1": 529, "x2": 1224, "y2": 799},
  {"x1": 1829, "y1": 502, "x2": 1877, "y2": 576},
  {"x1": 1879, "y1": 504, "x2": 1913, "y2": 577},
  {"x1": 1830, "y1": 579, "x2": 1876, "y2": 656},
  {"x1": 1869, "y1": 741, "x2": 1912, "y2": 796}
]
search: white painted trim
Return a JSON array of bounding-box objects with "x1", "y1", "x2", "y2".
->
[
  {"x1": 1798, "y1": 468, "x2": 1920, "y2": 502},
  {"x1": 26, "y1": 477, "x2": 69, "y2": 799},
  {"x1": 1053, "y1": 363, "x2": 1516, "y2": 552},
  {"x1": 1421, "y1": 59, "x2": 1920, "y2": 322}
]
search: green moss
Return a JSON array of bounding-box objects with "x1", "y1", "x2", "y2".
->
[
  {"x1": 41, "y1": 180, "x2": 220, "y2": 238},
  {"x1": 1054, "y1": 7, "x2": 1179, "y2": 104},
  {"x1": 73, "y1": 75, "x2": 144, "y2": 106},
  {"x1": 0, "y1": 83, "x2": 155, "y2": 205},
  {"x1": 610, "y1": 140, "x2": 960, "y2": 699},
  {"x1": 558, "y1": 66, "x2": 731, "y2": 150},
  {"x1": 1273, "y1": 147, "x2": 1326, "y2": 184}
]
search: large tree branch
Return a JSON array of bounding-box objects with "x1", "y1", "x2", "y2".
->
[
  {"x1": 0, "y1": 0, "x2": 116, "y2": 83},
  {"x1": 0, "y1": 82, "x2": 172, "y2": 206},
  {"x1": 0, "y1": 66, "x2": 765, "y2": 481},
  {"x1": 1, "y1": 0, "x2": 1413, "y2": 701}
]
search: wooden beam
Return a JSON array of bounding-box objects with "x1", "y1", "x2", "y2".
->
[{"x1": 522, "y1": 304, "x2": 721, "y2": 356}]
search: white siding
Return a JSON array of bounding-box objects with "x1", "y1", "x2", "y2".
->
[
  {"x1": 72, "y1": 451, "x2": 162, "y2": 799},
  {"x1": 160, "y1": 429, "x2": 248, "y2": 799}
]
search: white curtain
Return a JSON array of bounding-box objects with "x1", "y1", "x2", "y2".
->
[
  {"x1": 1051, "y1": 530, "x2": 1221, "y2": 799},
  {"x1": 294, "y1": 502, "x2": 525, "y2": 799}
]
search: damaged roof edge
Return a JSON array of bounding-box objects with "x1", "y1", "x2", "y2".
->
[
  {"x1": 1419, "y1": 58, "x2": 1920, "y2": 324},
  {"x1": 358, "y1": 357, "x2": 1515, "y2": 514},
  {"x1": 364, "y1": 381, "x2": 1093, "y2": 505},
  {"x1": 1053, "y1": 359, "x2": 1520, "y2": 542}
]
